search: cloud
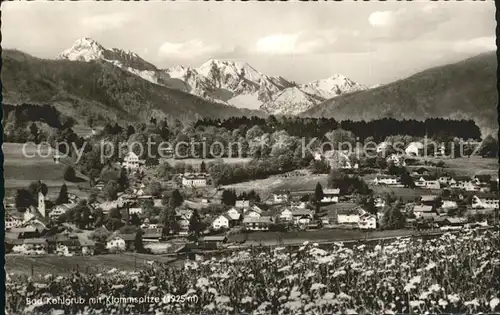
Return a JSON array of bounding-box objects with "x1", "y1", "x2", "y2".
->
[
  {"x1": 452, "y1": 36, "x2": 496, "y2": 53},
  {"x1": 158, "y1": 39, "x2": 243, "y2": 59},
  {"x1": 368, "y1": 11, "x2": 397, "y2": 27},
  {"x1": 80, "y1": 13, "x2": 133, "y2": 31},
  {"x1": 368, "y1": 6, "x2": 451, "y2": 41},
  {"x1": 254, "y1": 30, "x2": 371, "y2": 55}
]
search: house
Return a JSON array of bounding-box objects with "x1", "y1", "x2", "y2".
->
[
  {"x1": 279, "y1": 208, "x2": 293, "y2": 222},
  {"x1": 106, "y1": 235, "x2": 126, "y2": 252},
  {"x1": 289, "y1": 190, "x2": 314, "y2": 201},
  {"x1": 23, "y1": 238, "x2": 49, "y2": 255},
  {"x1": 474, "y1": 175, "x2": 492, "y2": 186},
  {"x1": 226, "y1": 207, "x2": 241, "y2": 221},
  {"x1": 243, "y1": 216, "x2": 273, "y2": 231},
  {"x1": 56, "y1": 234, "x2": 81, "y2": 256},
  {"x1": 420, "y1": 195, "x2": 439, "y2": 206},
  {"x1": 153, "y1": 198, "x2": 163, "y2": 208},
  {"x1": 273, "y1": 191, "x2": 289, "y2": 203},
  {"x1": 95, "y1": 180, "x2": 105, "y2": 191},
  {"x1": 376, "y1": 142, "x2": 392, "y2": 154},
  {"x1": 5, "y1": 214, "x2": 23, "y2": 230},
  {"x1": 212, "y1": 215, "x2": 230, "y2": 230},
  {"x1": 200, "y1": 236, "x2": 227, "y2": 249},
  {"x1": 386, "y1": 154, "x2": 406, "y2": 167},
  {"x1": 445, "y1": 217, "x2": 468, "y2": 226},
  {"x1": 441, "y1": 200, "x2": 458, "y2": 210},
  {"x1": 374, "y1": 197, "x2": 386, "y2": 209},
  {"x1": 127, "y1": 202, "x2": 143, "y2": 215},
  {"x1": 182, "y1": 173, "x2": 210, "y2": 188},
  {"x1": 434, "y1": 144, "x2": 446, "y2": 157},
  {"x1": 412, "y1": 167, "x2": 430, "y2": 176},
  {"x1": 438, "y1": 176, "x2": 451, "y2": 184},
  {"x1": 106, "y1": 232, "x2": 137, "y2": 252},
  {"x1": 176, "y1": 209, "x2": 193, "y2": 230},
  {"x1": 321, "y1": 188, "x2": 340, "y2": 203},
  {"x1": 358, "y1": 213, "x2": 377, "y2": 230},
  {"x1": 337, "y1": 208, "x2": 362, "y2": 225},
  {"x1": 412, "y1": 205, "x2": 434, "y2": 219},
  {"x1": 291, "y1": 208, "x2": 314, "y2": 225},
  {"x1": 373, "y1": 175, "x2": 400, "y2": 186},
  {"x1": 415, "y1": 176, "x2": 441, "y2": 190},
  {"x1": 49, "y1": 203, "x2": 77, "y2": 220},
  {"x1": 244, "y1": 205, "x2": 263, "y2": 217},
  {"x1": 472, "y1": 193, "x2": 499, "y2": 209},
  {"x1": 405, "y1": 142, "x2": 424, "y2": 156},
  {"x1": 235, "y1": 200, "x2": 250, "y2": 209},
  {"x1": 449, "y1": 176, "x2": 476, "y2": 191},
  {"x1": 98, "y1": 200, "x2": 126, "y2": 214},
  {"x1": 142, "y1": 228, "x2": 163, "y2": 242},
  {"x1": 122, "y1": 151, "x2": 145, "y2": 170},
  {"x1": 79, "y1": 238, "x2": 96, "y2": 255}
]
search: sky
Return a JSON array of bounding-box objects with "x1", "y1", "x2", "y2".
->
[{"x1": 1, "y1": 1, "x2": 496, "y2": 86}]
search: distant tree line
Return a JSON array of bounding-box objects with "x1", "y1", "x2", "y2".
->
[{"x1": 194, "y1": 116, "x2": 482, "y2": 142}]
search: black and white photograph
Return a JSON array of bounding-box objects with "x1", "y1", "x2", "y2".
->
[{"x1": 1, "y1": 1, "x2": 499, "y2": 314}]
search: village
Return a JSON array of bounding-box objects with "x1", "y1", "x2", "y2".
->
[{"x1": 4, "y1": 136, "x2": 499, "y2": 259}]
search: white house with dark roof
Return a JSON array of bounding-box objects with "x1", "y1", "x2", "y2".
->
[
  {"x1": 405, "y1": 142, "x2": 424, "y2": 156},
  {"x1": 472, "y1": 193, "x2": 499, "y2": 209},
  {"x1": 122, "y1": 151, "x2": 145, "y2": 170},
  {"x1": 212, "y1": 214, "x2": 231, "y2": 230},
  {"x1": 321, "y1": 188, "x2": 340, "y2": 203}
]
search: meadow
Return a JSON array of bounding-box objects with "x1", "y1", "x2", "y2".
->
[
  {"x1": 2, "y1": 142, "x2": 89, "y2": 198},
  {"x1": 5, "y1": 253, "x2": 179, "y2": 276}
]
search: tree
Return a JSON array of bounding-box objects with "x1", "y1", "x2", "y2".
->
[
  {"x1": 357, "y1": 195, "x2": 377, "y2": 215},
  {"x1": 200, "y1": 161, "x2": 207, "y2": 173},
  {"x1": 161, "y1": 207, "x2": 178, "y2": 235},
  {"x1": 15, "y1": 189, "x2": 36, "y2": 211},
  {"x1": 103, "y1": 180, "x2": 119, "y2": 201},
  {"x1": 171, "y1": 189, "x2": 183, "y2": 208},
  {"x1": 28, "y1": 180, "x2": 48, "y2": 197},
  {"x1": 314, "y1": 182, "x2": 324, "y2": 204},
  {"x1": 56, "y1": 184, "x2": 69, "y2": 205},
  {"x1": 189, "y1": 209, "x2": 202, "y2": 239},
  {"x1": 117, "y1": 167, "x2": 129, "y2": 192},
  {"x1": 400, "y1": 169, "x2": 416, "y2": 188},
  {"x1": 381, "y1": 201, "x2": 405, "y2": 230},
  {"x1": 130, "y1": 213, "x2": 141, "y2": 227},
  {"x1": 479, "y1": 135, "x2": 498, "y2": 157},
  {"x1": 222, "y1": 189, "x2": 237, "y2": 206},
  {"x1": 63, "y1": 166, "x2": 77, "y2": 182},
  {"x1": 148, "y1": 181, "x2": 162, "y2": 198}
]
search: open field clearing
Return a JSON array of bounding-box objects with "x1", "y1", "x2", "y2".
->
[
  {"x1": 161, "y1": 157, "x2": 252, "y2": 166},
  {"x1": 221, "y1": 172, "x2": 328, "y2": 198},
  {"x1": 6, "y1": 253, "x2": 179, "y2": 276},
  {"x1": 409, "y1": 156, "x2": 498, "y2": 177},
  {"x1": 3, "y1": 142, "x2": 89, "y2": 197}
]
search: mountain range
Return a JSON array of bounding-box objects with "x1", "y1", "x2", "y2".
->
[
  {"x1": 56, "y1": 38, "x2": 367, "y2": 114},
  {"x1": 302, "y1": 51, "x2": 498, "y2": 135},
  {"x1": 2, "y1": 37, "x2": 496, "y2": 135}
]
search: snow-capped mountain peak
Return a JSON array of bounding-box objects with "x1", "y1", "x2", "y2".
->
[
  {"x1": 58, "y1": 37, "x2": 157, "y2": 71},
  {"x1": 58, "y1": 37, "x2": 106, "y2": 62},
  {"x1": 300, "y1": 74, "x2": 367, "y2": 99}
]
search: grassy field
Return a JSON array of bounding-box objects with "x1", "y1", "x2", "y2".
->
[
  {"x1": 6, "y1": 253, "x2": 180, "y2": 277},
  {"x1": 3, "y1": 142, "x2": 89, "y2": 198},
  {"x1": 409, "y1": 156, "x2": 498, "y2": 177},
  {"x1": 221, "y1": 172, "x2": 329, "y2": 200},
  {"x1": 161, "y1": 157, "x2": 252, "y2": 167}
]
